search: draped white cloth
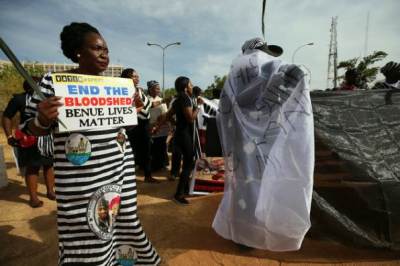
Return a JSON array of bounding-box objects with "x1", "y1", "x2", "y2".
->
[{"x1": 212, "y1": 49, "x2": 314, "y2": 251}]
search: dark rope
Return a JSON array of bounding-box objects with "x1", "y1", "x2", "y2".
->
[
  {"x1": 0, "y1": 36, "x2": 68, "y2": 130},
  {"x1": 0, "y1": 37, "x2": 45, "y2": 99},
  {"x1": 261, "y1": 0, "x2": 267, "y2": 39}
]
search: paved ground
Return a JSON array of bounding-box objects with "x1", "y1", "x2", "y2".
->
[{"x1": 0, "y1": 140, "x2": 399, "y2": 265}]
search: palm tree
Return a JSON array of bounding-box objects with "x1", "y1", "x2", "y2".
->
[
  {"x1": 205, "y1": 75, "x2": 227, "y2": 98},
  {"x1": 337, "y1": 51, "x2": 387, "y2": 89}
]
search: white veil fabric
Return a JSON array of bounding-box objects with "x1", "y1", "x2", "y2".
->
[{"x1": 212, "y1": 49, "x2": 315, "y2": 251}]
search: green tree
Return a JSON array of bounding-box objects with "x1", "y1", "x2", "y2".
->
[
  {"x1": 337, "y1": 50, "x2": 387, "y2": 89},
  {"x1": 162, "y1": 88, "x2": 176, "y2": 99},
  {"x1": 161, "y1": 87, "x2": 176, "y2": 106},
  {"x1": 204, "y1": 75, "x2": 227, "y2": 98},
  {"x1": 0, "y1": 64, "x2": 43, "y2": 110}
]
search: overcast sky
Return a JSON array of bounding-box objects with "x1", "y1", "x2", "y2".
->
[{"x1": 0, "y1": 0, "x2": 399, "y2": 90}]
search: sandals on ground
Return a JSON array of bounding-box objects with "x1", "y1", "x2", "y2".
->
[{"x1": 29, "y1": 200, "x2": 43, "y2": 208}]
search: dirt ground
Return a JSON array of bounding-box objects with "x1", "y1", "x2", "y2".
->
[{"x1": 0, "y1": 132, "x2": 399, "y2": 265}]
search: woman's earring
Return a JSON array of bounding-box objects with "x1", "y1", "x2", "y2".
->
[{"x1": 77, "y1": 54, "x2": 81, "y2": 58}]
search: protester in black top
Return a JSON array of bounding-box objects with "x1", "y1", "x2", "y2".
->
[
  {"x1": 155, "y1": 76, "x2": 203, "y2": 204},
  {"x1": 2, "y1": 78, "x2": 55, "y2": 208}
]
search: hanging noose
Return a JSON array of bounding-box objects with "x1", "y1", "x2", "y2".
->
[{"x1": 261, "y1": 0, "x2": 267, "y2": 39}]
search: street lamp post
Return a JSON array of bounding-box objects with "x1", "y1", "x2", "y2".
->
[
  {"x1": 299, "y1": 64, "x2": 312, "y2": 86},
  {"x1": 291, "y1": 42, "x2": 314, "y2": 64},
  {"x1": 147, "y1": 42, "x2": 181, "y2": 96}
]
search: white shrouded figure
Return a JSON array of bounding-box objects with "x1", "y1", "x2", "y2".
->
[{"x1": 212, "y1": 38, "x2": 314, "y2": 251}]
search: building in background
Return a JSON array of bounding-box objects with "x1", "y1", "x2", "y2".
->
[{"x1": 0, "y1": 60, "x2": 124, "y2": 77}]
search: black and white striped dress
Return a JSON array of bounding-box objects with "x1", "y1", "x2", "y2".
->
[
  {"x1": 22, "y1": 73, "x2": 161, "y2": 266},
  {"x1": 136, "y1": 87, "x2": 151, "y2": 121}
]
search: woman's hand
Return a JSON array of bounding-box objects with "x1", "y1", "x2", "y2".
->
[
  {"x1": 152, "y1": 101, "x2": 161, "y2": 108},
  {"x1": 150, "y1": 124, "x2": 159, "y2": 134},
  {"x1": 7, "y1": 136, "x2": 19, "y2": 147},
  {"x1": 197, "y1": 97, "x2": 204, "y2": 105},
  {"x1": 37, "y1": 96, "x2": 63, "y2": 126}
]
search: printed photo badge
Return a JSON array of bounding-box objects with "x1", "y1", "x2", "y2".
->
[
  {"x1": 87, "y1": 184, "x2": 122, "y2": 240},
  {"x1": 116, "y1": 128, "x2": 127, "y2": 153},
  {"x1": 65, "y1": 133, "x2": 91, "y2": 165},
  {"x1": 116, "y1": 245, "x2": 138, "y2": 266}
]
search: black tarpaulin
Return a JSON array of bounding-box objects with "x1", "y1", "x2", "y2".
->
[{"x1": 311, "y1": 89, "x2": 400, "y2": 250}]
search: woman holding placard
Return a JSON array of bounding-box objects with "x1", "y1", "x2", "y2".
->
[{"x1": 22, "y1": 22, "x2": 160, "y2": 265}]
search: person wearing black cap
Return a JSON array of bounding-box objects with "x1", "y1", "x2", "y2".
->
[
  {"x1": 241, "y1": 37, "x2": 283, "y2": 56},
  {"x1": 147, "y1": 80, "x2": 162, "y2": 107},
  {"x1": 372, "y1": 61, "x2": 400, "y2": 90}
]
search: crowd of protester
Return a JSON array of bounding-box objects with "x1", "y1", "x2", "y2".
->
[
  {"x1": 1, "y1": 21, "x2": 398, "y2": 265},
  {"x1": 2, "y1": 50, "x2": 222, "y2": 207}
]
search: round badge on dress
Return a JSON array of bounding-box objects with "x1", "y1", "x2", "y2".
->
[
  {"x1": 116, "y1": 245, "x2": 138, "y2": 266},
  {"x1": 65, "y1": 133, "x2": 92, "y2": 165},
  {"x1": 116, "y1": 128, "x2": 126, "y2": 153},
  {"x1": 87, "y1": 184, "x2": 122, "y2": 240}
]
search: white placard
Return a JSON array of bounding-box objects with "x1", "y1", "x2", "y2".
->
[{"x1": 52, "y1": 73, "x2": 137, "y2": 132}]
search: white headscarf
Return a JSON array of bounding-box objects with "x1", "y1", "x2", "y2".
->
[{"x1": 212, "y1": 47, "x2": 314, "y2": 251}]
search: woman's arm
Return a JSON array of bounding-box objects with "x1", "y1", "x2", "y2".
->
[
  {"x1": 2, "y1": 116, "x2": 18, "y2": 146},
  {"x1": 182, "y1": 96, "x2": 203, "y2": 123},
  {"x1": 2, "y1": 96, "x2": 18, "y2": 141},
  {"x1": 2, "y1": 116, "x2": 13, "y2": 139},
  {"x1": 20, "y1": 73, "x2": 59, "y2": 136},
  {"x1": 133, "y1": 91, "x2": 144, "y2": 113},
  {"x1": 26, "y1": 96, "x2": 63, "y2": 136},
  {"x1": 137, "y1": 88, "x2": 151, "y2": 116},
  {"x1": 182, "y1": 106, "x2": 199, "y2": 123}
]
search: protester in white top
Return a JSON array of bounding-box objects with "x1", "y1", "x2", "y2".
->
[{"x1": 147, "y1": 80, "x2": 169, "y2": 170}]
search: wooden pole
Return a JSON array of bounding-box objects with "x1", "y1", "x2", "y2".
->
[{"x1": 0, "y1": 145, "x2": 8, "y2": 188}]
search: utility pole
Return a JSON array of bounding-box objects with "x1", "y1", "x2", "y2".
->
[
  {"x1": 292, "y1": 42, "x2": 314, "y2": 64},
  {"x1": 147, "y1": 42, "x2": 181, "y2": 97},
  {"x1": 364, "y1": 12, "x2": 370, "y2": 57},
  {"x1": 327, "y1": 16, "x2": 338, "y2": 89}
]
